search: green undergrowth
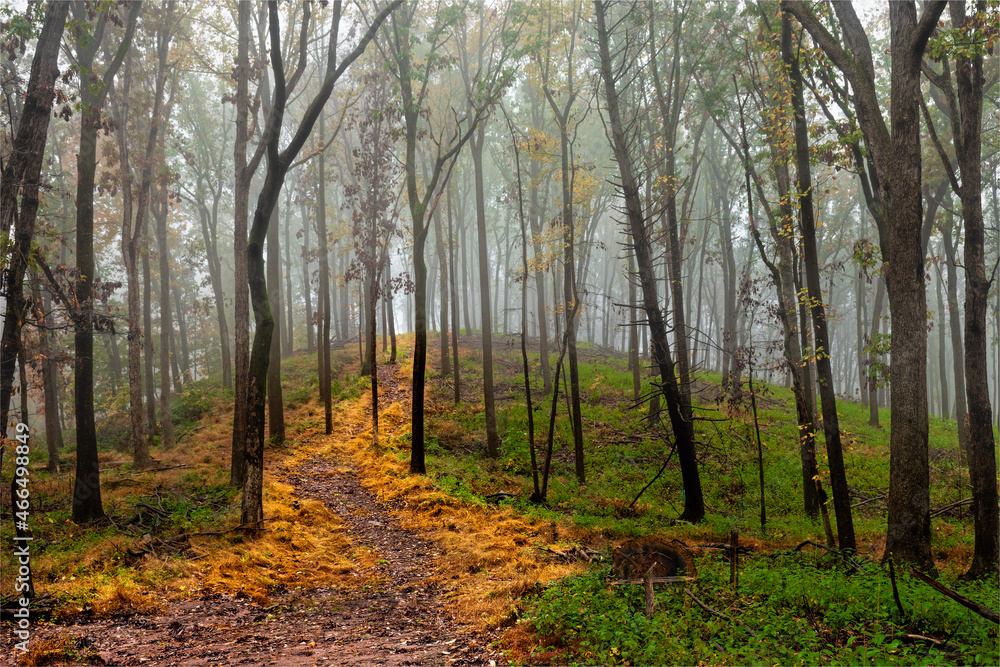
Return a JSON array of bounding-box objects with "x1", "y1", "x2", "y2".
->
[
  {"x1": 407, "y1": 334, "x2": 997, "y2": 664},
  {"x1": 421, "y1": 337, "x2": 984, "y2": 554},
  {"x1": 519, "y1": 553, "x2": 999, "y2": 665}
]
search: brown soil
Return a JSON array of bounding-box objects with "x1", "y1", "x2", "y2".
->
[{"x1": 2, "y1": 444, "x2": 508, "y2": 666}]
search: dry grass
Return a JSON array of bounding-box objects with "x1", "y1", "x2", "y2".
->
[
  {"x1": 14, "y1": 633, "x2": 96, "y2": 666},
  {"x1": 1, "y1": 384, "x2": 368, "y2": 617},
  {"x1": 310, "y1": 349, "x2": 597, "y2": 632}
]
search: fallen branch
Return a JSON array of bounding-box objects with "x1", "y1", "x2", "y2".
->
[
  {"x1": 908, "y1": 567, "x2": 1000, "y2": 625},
  {"x1": 699, "y1": 542, "x2": 753, "y2": 555},
  {"x1": 891, "y1": 633, "x2": 953, "y2": 648},
  {"x1": 484, "y1": 491, "x2": 517, "y2": 503},
  {"x1": 851, "y1": 494, "x2": 885, "y2": 510},
  {"x1": 134, "y1": 464, "x2": 190, "y2": 474},
  {"x1": 684, "y1": 589, "x2": 758, "y2": 640},
  {"x1": 610, "y1": 576, "x2": 695, "y2": 585},
  {"x1": 930, "y1": 497, "x2": 972, "y2": 518},
  {"x1": 534, "y1": 544, "x2": 600, "y2": 563},
  {"x1": 794, "y1": 539, "x2": 832, "y2": 553}
]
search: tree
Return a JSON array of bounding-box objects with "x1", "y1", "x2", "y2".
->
[
  {"x1": 920, "y1": 1, "x2": 998, "y2": 579},
  {"x1": 150, "y1": 3, "x2": 180, "y2": 451},
  {"x1": 536, "y1": 0, "x2": 587, "y2": 481},
  {"x1": 108, "y1": 0, "x2": 179, "y2": 468},
  {"x1": 240, "y1": 0, "x2": 401, "y2": 530},
  {"x1": 175, "y1": 76, "x2": 233, "y2": 390},
  {"x1": 68, "y1": 0, "x2": 141, "y2": 523},
  {"x1": 0, "y1": 0, "x2": 69, "y2": 461},
  {"x1": 315, "y1": 112, "x2": 333, "y2": 435},
  {"x1": 504, "y1": 105, "x2": 542, "y2": 501},
  {"x1": 344, "y1": 71, "x2": 402, "y2": 448},
  {"x1": 784, "y1": 13, "x2": 855, "y2": 552},
  {"x1": 783, "y1": 0, "x2": 948, "y2": 570},
  {"x1": 594, "y1": 0, "x2": 704, "y2": 522},
  {"x1": 230, "y1": 0, "x2": 252, "y2": 488},
  {"x1": 376, "y1": 0, "x2": 518, "y2": 474}
]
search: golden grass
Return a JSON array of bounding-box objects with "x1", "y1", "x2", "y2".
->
[
  {"x1": 0, "y1": 384, "x2": 370, "y2": 617},
  {"x1": 14, "y1": 633, "x2": 78, "y2": 667},
  {"x1": 160, "y1": 480, "x2": 358, "y2": 605},
  {"x1": 308, "y1": 348, "x2": 596, "y2": 632}
]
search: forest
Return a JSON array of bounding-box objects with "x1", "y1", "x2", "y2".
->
[{"x1": 1, "y1": 0, "x2": 998, "y2": 665}]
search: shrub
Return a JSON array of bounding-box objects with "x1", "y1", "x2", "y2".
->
[{"x1": 171, "y1": 379, "x2": 229, "y2": 427}]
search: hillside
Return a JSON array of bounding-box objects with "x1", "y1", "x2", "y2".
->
[{"x1": 1, "y1": 332, "x2": 997, "y2": 666}]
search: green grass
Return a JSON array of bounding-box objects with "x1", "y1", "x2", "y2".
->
[
  {"x1": 397, "y1": 336, "x2": 999, "y2": 663},
  {"x1": 523, "y1": 554, "x2": 998, "y2": 665},
  {"x1": 417, "y1": 339, "x2": 990, "y2": 550}
]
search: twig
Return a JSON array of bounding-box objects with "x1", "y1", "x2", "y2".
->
[
  {"x1": 909, "y1": 567, "x2": 1000, "y2": 624},
  {"x1": 888, "y1": 557, "x2": 905, "y2": 617},
  {"x1": 684, "y1": 589, "x2": 759, "y2": 640}
]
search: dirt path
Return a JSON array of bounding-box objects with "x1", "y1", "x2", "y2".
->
[{"x1": 3, "y1": 441, "x2": 508, "y2": 666}]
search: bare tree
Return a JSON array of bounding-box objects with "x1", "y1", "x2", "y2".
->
[{"x1": 594, "y1": 0, "x2": 704, "y2": 522}]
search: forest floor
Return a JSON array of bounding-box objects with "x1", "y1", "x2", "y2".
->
[
  {"x1": 3, "y1": 336, "x2": 997, "y2": 666},
  {"x1": 2, "y1": 360, "x2": 523, "y2": 667}
]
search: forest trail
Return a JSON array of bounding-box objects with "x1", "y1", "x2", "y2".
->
[{"x1": 5, "y1": 363, "x2": 508, "y2": 667}]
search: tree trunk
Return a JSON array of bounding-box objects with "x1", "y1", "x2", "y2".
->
[
  {"x1": 628, "y1": 249, "x2": 640, "y2": 401},
  {"x1": 230, "y1": 0, "x2": 251, "y2": 488},
  {"x1": 529, "y1": 169, "x2": 552, "y2": 394},
  {"x1": 69, "y1": 0, "x2": 140, "y2": 521},
  {"x1": 317, "y1": 117, "x2": 333, "y2": 435},
  {"x1": 472, "y1": 128, "x2": 500, "y2": 458},
  {"x1": 301, "y1": 200, "x2": 314, "y2": 354},
  {"x1": 142, "y1": 224, "x2": 157, "y2": 441},
  {"x1": 595, "y1": 0, "x2": 704, "y2": 521},
  {"x1": 868, "y1": 276, "x2": 886, "y2": 426},
  {"x1": 284, "y1": 188, "x2": 294, "y2": 356},
  {"x1": 786, "y1": 17, "x2": 855, "y2": 551},
  {"x1": 0, "y1": 1, "x2": 69, "y2": 442},
  {"x1": 73, "y1": 91, "x2": 105, "y2": 524},
  {"x1": 267, "y1": 202, "x2": 285, "y2": 444},
  {"x1": 433, "y1": 204, "x2": 450, "y2": 377},
  {"x1": 153, "y1": 186, "x2": 175, "y2": 448},
  {"x1": 173, "y1": 279, "x2": 191, "y2": 383},
  {"x1": 856, "y1": 267, "x2": 869, "y2": 406},
  {"x1": 460, "y1": 213, "x2": 472, "y2": 336},
  {"x1": 386, "y1": 261, "x2": 397, "y2": 364},
  {"x1": 945, "y1": 0, "x2": 997, "y2": 579},
  {"x1": 880, "y1": 2, "x2": 937, "y2": 570},
  {"x1": 933, "y1": 264, "x2": 949, "y2": 419},
  {"x1": 447, "y1": 185, "x2": 461, "y2": 401},
  {"x1": 31, "y1": 274, "x2": 64, "y2": 472}
]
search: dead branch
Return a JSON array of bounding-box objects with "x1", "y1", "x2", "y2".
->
[
  {"x1": 851, "y1": 494, "x2": 886, "y2": 510},
  {"x1": 908, "y1": 567, "x2": 1000, "y2": 625},
  {"x1": 930, "y1": 497, "x2": 972, "y2": 518},
  {"x1": 684, "y1": 589, "x2": 759, "y2": 640},
  {"x1": 610, "y1": 576, "x2": 695, "y2": 585}
]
